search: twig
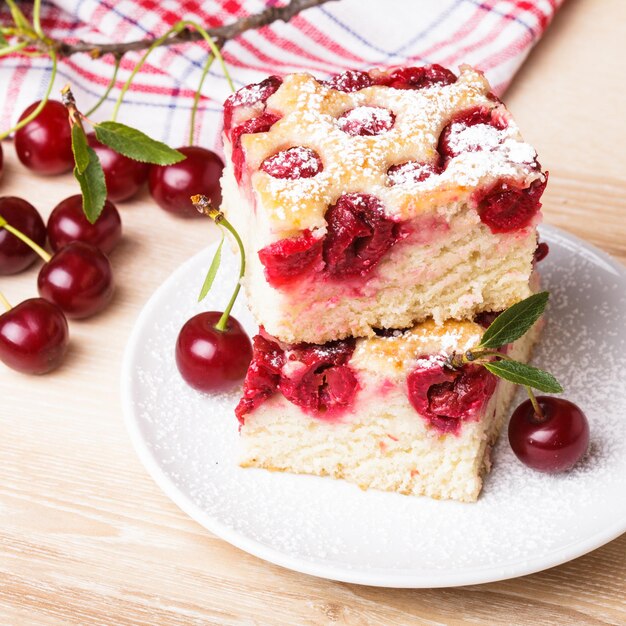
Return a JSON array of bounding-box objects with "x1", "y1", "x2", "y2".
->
[{"x1": 53, "y1": 0, "x2": 336, "y2": 58}]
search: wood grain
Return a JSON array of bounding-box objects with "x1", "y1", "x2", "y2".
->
[{"x1": 1, "y1": 0, "x2": 625, "y2": 623}]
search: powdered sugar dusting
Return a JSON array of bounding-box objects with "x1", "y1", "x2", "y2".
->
[
  {"x1": 124, "y1": 226, "x2": 626, "y2": 585},
  {"x1": 239, "y1": 67, "x2": 543, "y2": 233}
]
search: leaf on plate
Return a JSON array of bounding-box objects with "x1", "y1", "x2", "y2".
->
[
  {"x1": 483, "y1": 360, "x2": 563, "y2": 393},
  {"x1": 479, "y1": 292, "x2": 549, "y2": 349}
]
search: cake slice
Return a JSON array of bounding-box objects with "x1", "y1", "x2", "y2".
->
[
  {"x1": 236, "y1": 316, "x2": 542, "y2": 503},
  {"x1": 220, "y1": 64, "x2": 547, "y2": 344}
]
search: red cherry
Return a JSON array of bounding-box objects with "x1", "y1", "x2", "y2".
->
[
  {"x1": 0, "y1": 143, "x2": 4, "y2": 181},
  {"x1": 337, "y1": 106, "x2": 395, "y2": 136},
  {"x1": 47, "y1": 194, "x2": 122, "y2": 254},
  {"x1": 148, "y1": 146, "x2": 224, "y2": 217},
  {"x1": 87, "y1": 133, "x2": 149, "y2": 202},
  {"x1": 0, "y1": 298, "x2": 69, "y2": 374},
  {"x1": 383, "y1": 65, "x2": 457, "y2": 90},
  {"x1": 508, "y1": 397, "x2": 590, "y2": 472},
  {"x1": 14, "y1": 100, "x2": 73, "y2": 175},
  {"x1": 0, "y1": 196, "x2": 46, "y2": 275},
  {"x1": 260, "y1": 147, "x2": 323, "y2": 180},
  {"x1": 175, "y1": 312, "x2": 252, "y2": 393},
  {"x1": 324, "y1": 70, "x2": 374, "y2": 92},
  {"x1": 37, "y1": 242, "x2": 114, "y2": 319}
]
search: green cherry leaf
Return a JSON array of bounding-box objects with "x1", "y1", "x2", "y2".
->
[
  {"x1": 73, "y1": 145, "x2": 107, "y2": 224},
  {"x1": 71, "y1": 124, "x2": 90, "y2": 174},
  {"x1": 198, "y1": 232, "x2": 224, "y2": 302},
  {"x1": 483, "y1": 360, "x2": 563, "y2": 393},
  {"x1": 94, "y1": 121, "x2": 185, "y2": 165},
  {"x1": 479, "y1": 291, "x2": 549, "y2": 349}
]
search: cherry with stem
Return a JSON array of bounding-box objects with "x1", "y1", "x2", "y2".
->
[{"x1": 175, "y1": 194, "x2": 252, "y2": 393}]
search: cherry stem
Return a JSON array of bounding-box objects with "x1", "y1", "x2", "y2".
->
[
  {"x1": 61, "y1": 85, "x2": 86, "y2": 132},
  {"x1": 85, "y1": 54, "x2": 122, "y2": 118},
  {"x1": 525, "y1": 385, "x2": 545, "y2": 420},
  {"x1": 0, "y1": 289, "x2": 12, "y2": 312},
  {"x1": 0, "y1": 49, "x2": 58, "y2": 140},
  {"x1": 189, "y1": 53, "x2": 216, "y2": 146},
  {"x1": 112, "y1": 22, "x2": 187, "y2": 122},
  {"x1": 191, "y1": 195, "x2": 245, "y2": 333},
  {"x1": 0, "y1": 216, "x2": 51, "y2": 263}
]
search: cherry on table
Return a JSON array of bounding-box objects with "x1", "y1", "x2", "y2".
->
[
  {"x1": 47, "y1": 194, "x2": 122, "y2": 254},
  {"x1": 87, "y1": 133, "x2": 149, "y2": 202},
  {"x1": 14, "y1": 100, "x2": 73, "y2": 175},
  {"x1": 0, "y1": 196, "x2": 46, "y2": 275},
  {"x1": 148, "y1": 146, "x2": 223, "y2": 217},
  {"x1": 175, "y1": 311, "x2": 252, "y2": 393},
  {"x1": 508, "y1": 396, "x2": 589, "y2": 472},
  {"x1": 0, "y1": 297, "x2": 69, "y2": 374},
  {"x1": 38, "y1": 241, "x2": 114, "y2": 319}
]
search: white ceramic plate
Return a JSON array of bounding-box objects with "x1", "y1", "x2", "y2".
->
[{"x1": 121, "y1": 225, "x2": 626, "y2": 588}]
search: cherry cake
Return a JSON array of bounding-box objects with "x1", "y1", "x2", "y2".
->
[
  {"x1": 221, "y1": 65, "x2": 547, "y2": 344},
  {"x1": 237, "y1": 315, "x2": 542, "y2": 502}
]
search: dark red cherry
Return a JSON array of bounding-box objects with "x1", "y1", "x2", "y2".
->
[
  {"x1": 323, "y1": 193, "x2": 401, "y2": 277},
  {"x1": 0, "y1": 196, "x2": 46, "y2": 275},
  {"x1": 176, "y1": 311, "x2": 252, "y2": 393},
  {"x1": 87, "y1": 133, "x2": 149, "y2": 202},
  {"x1": 337, "y1": 106, "x2": 395, "y2": 136},
  {"x1": 148, "y1": 146, "x2": 224, "y2": 217},
  {"x1": 258, "y1": 229, "x2": 324, "y2": 287},
  {"x1": 37, "y1": 242, "x2": 114, "y2": 319},
  {"x1": 47, "y1": 194, "x2": 122, "y2": 254},
  {"x1": 407, "y1": 358, "x2": 497, "y2": 434},
  {"x1": 230, "y1": 112, "x2": 281, "y2": 183},
  {"x1": 223, "y1": 75, "x2": 282, "y2": 133},
  {"x1": 278, "y1": 339, "x2": 357, "y2": 415},
  {"x1": 438, "y1": 106, "x2": 507, "y2": 164},
  {"x1": 384, "y1": 64, "x2": 457, "y2": 90},
  {"x1": 235, "y1": 333, "x2": 284, "y2": 422},
  {"x1": 508, "y1": 397, "x2": 589, "y2": 472},
  {"x1": 324, "y1": 70, "x2": 374, "y2": 92},
  {"x1": 0, "y1": 298, "x2": 69, "y2": 374},
  {"x1": 476, "y1": 177, "x2": 547, "y2": 234},
  {"x1": 534, "y1": 241, "x2": 549, "y2": 264},
  {"x1": 260, "y1": 147, "x2": 323, "y2": 179},
  {"x1": 14, "y1": 100, "x2": 73, "y2": 175}
]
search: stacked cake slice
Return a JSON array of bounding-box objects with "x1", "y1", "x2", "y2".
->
[{"x1": 220, "y1": 64, "x2": 547, "y2": 501}]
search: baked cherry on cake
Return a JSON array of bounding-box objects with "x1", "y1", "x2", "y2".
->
[
  {"x1": 220, "y1": 64, "x2": 547, "y2": 344},
  {"x1": 237, "y1": 316, "x2": 543, "y2": 503}
]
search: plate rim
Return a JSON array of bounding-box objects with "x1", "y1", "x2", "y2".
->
[{"x1": 121, "y1": 224, "x2": 626, "y2": 588}]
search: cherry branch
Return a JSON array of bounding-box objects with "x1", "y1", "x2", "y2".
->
[{"x1": 52, "y1": 0, "x2": 337, "y2": 58}]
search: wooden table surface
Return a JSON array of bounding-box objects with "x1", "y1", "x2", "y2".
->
[{"x1": 2, "y1": 0, "x2": 625, "y2": 624}]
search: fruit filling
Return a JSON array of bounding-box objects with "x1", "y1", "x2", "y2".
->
[
  {"x1": 261, "y1": 147, "x2": 323, "y2": 179},
  {"x1": 223, "y1": 75, "x2": 282, "y2": 133},
  {"x1": 382, "y1": 64, "x2": 457, "y2": 90},
  {"x1": 235, "y1": 334, "x2": 357, "y2": 422},
  {"x1": 231, "y1": 112, "x2": 281, "y2": 182},
  {"x1": 475, "y1": 177, "x2": 547, "y2": 234},
  {"x1": 258, "y1": 193, "x2": 402, "y2": 286},
  {"x1": 323, "y1": 69, "x2": 374, "y2": 92},
  {"x1": 437, "y1": 106, "x2": 508, "y2": 164},
  {"x1": 337, "y1": 106, "x2": 395, "y2": 136},
  {"x1": 407, "y1": 357, "x2": 497, "y2": 434}
]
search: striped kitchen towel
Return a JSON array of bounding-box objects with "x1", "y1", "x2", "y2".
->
[{"x1": 0, "y1": 0, "x2": 563, "y2": 153}]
